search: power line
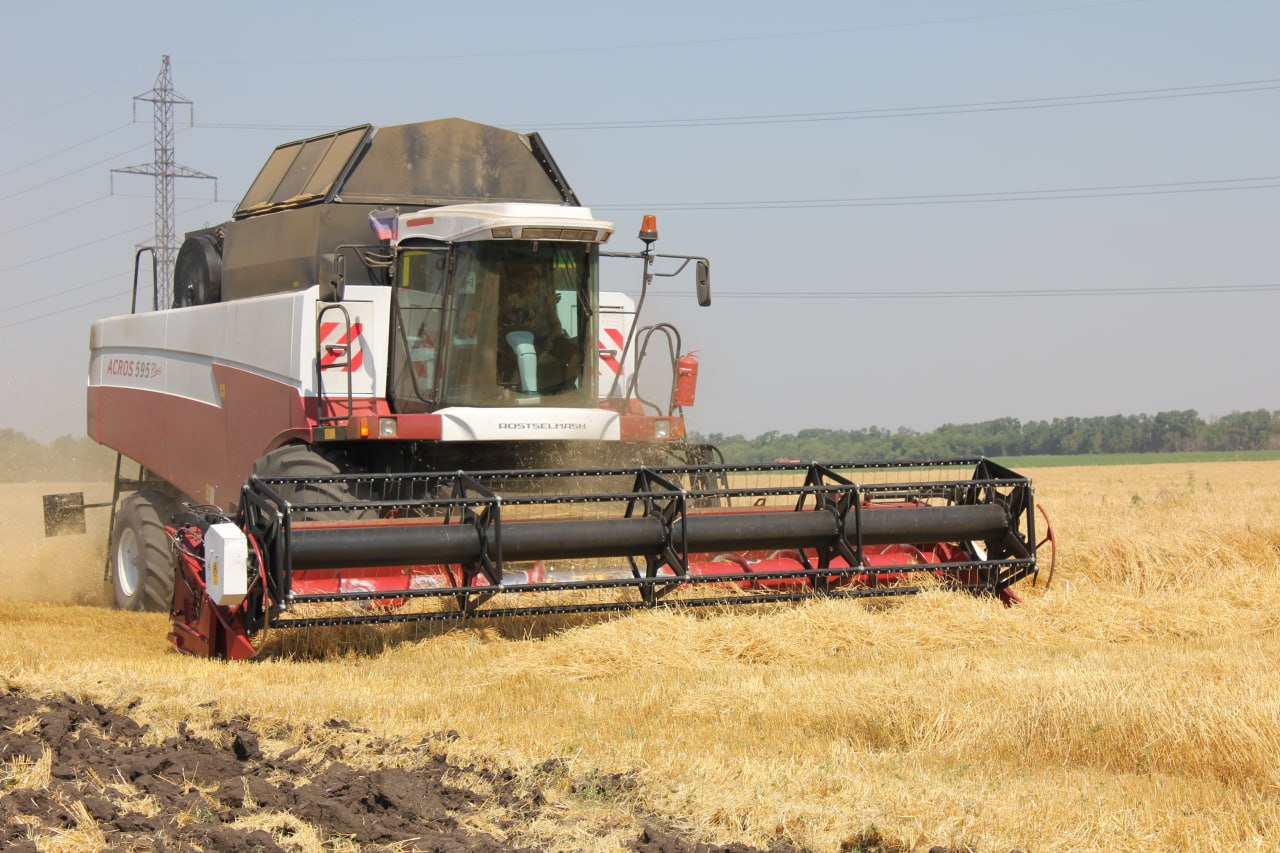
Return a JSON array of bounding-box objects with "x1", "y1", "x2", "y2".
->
[
  {"x1": 112, "y1": 193, "x2": 234, "y2": 203},
  {"x1": 0, "y1": 194, "x2": 112, "y2": 239},
  {"x1": 9, "y1": 274, "x2": 1276, "y2": 334},
  {"x1": 0, "y1": 125, "x2": 197, "y2": 204},
  {"x1": 0, "y1": 290, "x2": 126, "y2": 333},
  {"x1": 0, "y1": 69, "x2": 154, "y2": 134},
  {"x1": 194, "y1": 121, "x2": 337, "y2": 132},
  {"x1": 2, "y1": 169, "x2": 1270, "y2": 290},
  {"x1": 0, "y1": 142, "x2": 151, "y2": 201},
  {"x1": 650, "y1": 282, "x2": 1280, "y2": 300},
  {"x1": 23, "y1": 174, "x2": 1257, "y2": 284},
  {"x1": 191, "y1": 73, "x2": 1280, "y2": 135},
  {"x1": 0, "y1": 220, "x2": 149, "y2": 274},
  {"x1": 0, "y1": 200, "x2": 216, "y2": 275},
  {"x1": 0, "y1": 123, "x2": 135, "y2": 178},
  {"x1": 527, "y1": 78, "x2": 1280, "y2": 131},
  {"x1": 598, "y1": 175, "x2": 1280, "y2": 211},
  {"x1": 9, "y1": 270, "x2": 126, "y2": 313},
  {"x1": 182, "y1": 0, "x2": 1146, "y2": 66}
]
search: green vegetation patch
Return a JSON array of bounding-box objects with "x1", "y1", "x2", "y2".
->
[{"x1": 995, "y1": 450, "x2": 1280, "y2": 468}]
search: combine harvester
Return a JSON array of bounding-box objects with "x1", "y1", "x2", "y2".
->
[{"x1": 55, "y1": 119, "x2": 1050, "y2": 659}]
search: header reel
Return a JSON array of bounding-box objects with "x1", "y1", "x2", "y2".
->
[{"x1": 167, "y1": 458, "x2": 1046, "y2": 660}]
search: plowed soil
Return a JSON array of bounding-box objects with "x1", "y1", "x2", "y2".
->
[{"x1": 0, "y1": 685, "x2": 792, "y2": 853}]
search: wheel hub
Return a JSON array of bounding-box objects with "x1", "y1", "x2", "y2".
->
[{"x1": 116, "y1": 527, "x2": 141, "y2": 598}]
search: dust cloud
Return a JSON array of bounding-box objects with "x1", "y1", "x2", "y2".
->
[{"x1": 0, "y1": 483, "x2": 112, "y2": 605}]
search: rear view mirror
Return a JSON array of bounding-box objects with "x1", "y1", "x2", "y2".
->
[{"x1": 695, "y1": 259, "x2": 711, "y2": 307}]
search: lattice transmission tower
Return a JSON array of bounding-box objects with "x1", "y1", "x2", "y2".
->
[{"x1": 112, "y1": 55, "x2": 216, "y2": 308}]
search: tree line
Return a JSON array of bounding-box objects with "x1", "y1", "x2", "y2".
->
[
  {"x1": 694, "y1": 409, "x2": 1280, "y2": 464},
  {"x1": 0, "y1": 430, "x2": 117, "y2": 483},
  {"x1": 1, "y1": 409, "x2": 1276, "y2": 482}
]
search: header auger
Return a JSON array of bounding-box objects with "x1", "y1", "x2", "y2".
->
[
  {"x1": 167, "y1": 458, "x2": 1043, "y2": 659},
  {"x1": 43, "y1": 117, "x2": 1050, "y2": 657}
]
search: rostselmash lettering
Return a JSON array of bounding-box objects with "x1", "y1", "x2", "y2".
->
[
  {"x1": 105, "y1": 358, "x2": 162, "y2": 380},
  {"x1": 497, "y1": 422, "x2": 589, "y2": 430}
]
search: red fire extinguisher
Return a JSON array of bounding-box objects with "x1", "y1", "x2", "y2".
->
[{"x1": 674, "y1": 351, "x2": 699, "y2": 408}]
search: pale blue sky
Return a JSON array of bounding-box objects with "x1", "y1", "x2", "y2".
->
[{"x1": 1, "y1": 0, "x2": 1276, "y2": 440}]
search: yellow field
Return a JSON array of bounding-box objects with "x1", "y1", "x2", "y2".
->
[{"x1": 2, "y1": 461, "x2": 1279, "y2": 851}]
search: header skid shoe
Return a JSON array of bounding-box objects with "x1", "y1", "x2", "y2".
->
[{"x1": 168, "y1": 458, "x2": 1044, "y2": 660}]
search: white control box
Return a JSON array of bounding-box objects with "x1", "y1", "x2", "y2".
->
[{"x1": 205, "y1": 523, "x2": 248, "y2": 607}]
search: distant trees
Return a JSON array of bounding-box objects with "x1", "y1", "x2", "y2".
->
[
  {"x1": 1194, "y1": 409, "x2": 1274, "y2": 451},
  {"x1": 0, "y1": 429, "x2": 116, "y2": 482},
  {"x1": 695, "y1": 409, "x2": 1280, "y2": 463},
  {"x1": 0, "y1": 408, "x2": 1276, "y2": 481}
]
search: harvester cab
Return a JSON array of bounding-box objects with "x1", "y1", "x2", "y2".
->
[
  {"x1": 301, "y1": 202, "x2": 712, "y2": 470},
  {"x1": 45, "y1": 117, "x2": 1051, "y2": 659},
  {"x1": 381, "y1": 204, "x2": 709, "y2": 424},
  {"x1": 383, "y1": 204, "x2": 615, "y2": 412}
]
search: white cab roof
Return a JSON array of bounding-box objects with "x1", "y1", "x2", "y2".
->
[{"x1": 395, "y1": 202, "x2": 614, "y2": 244}]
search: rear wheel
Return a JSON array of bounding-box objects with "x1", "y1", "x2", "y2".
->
[{"x1": 111, "y1": 492, "x2": 174, "y2": 612}]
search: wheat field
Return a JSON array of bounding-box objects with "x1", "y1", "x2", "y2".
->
[{"x1": 2, "y1": 460, "x2": 1279, "y2": 851}]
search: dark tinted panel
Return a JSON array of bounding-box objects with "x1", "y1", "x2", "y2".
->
[
  {"x1": 302, "y1": 129, "x2": 366, "y2": 198},
  {"x1": 342, "y1": 119, "x2": 566, "y2": 205},
  {"x1": 237, "y1": 143, "x2": 300, "y2": 214},
  {"x1": 236, "y1": 126, "x2": 370, "y2": 217}
]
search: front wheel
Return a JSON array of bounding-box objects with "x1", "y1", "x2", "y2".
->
[
  {"x1": 252, "y1": 444, "x2": 374, "y2": 521},
  {"x1": 111, "y1": 493, "x2": 174, "y2": 612}
]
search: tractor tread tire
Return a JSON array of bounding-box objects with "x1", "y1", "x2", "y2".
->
[
  {"x1": 111, "y1": 492, "x2": 175, "y2": 612},
  {"x1": 252, "y1": 445, "x2": 373, "y2": 521},
  {"x1": 173, "y1": 234, "x2": 222, "y2": 309}
]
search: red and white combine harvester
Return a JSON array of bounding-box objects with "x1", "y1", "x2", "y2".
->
[{"x1": 49, "y1": 119, "x2": 1050, "y2": 659}]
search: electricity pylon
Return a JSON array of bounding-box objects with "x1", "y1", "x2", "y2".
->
[{"x1": 112, "y1": 55, "x2": 216, "y2": 308}]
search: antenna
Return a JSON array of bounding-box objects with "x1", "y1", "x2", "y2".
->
[{"x1": 112, "y1": 55, "x2": 216, "y2": 308}]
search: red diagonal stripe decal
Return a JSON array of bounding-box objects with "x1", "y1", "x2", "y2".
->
[
  {"x1": 320, "y1": 322, "x2": 364, "y2": 372},
  {"x1": 598, "y1": 341, "x2": 621, "y2": 375},
  {"x1": 599, "y1": 327, "x2": 625, "y2": 375}
]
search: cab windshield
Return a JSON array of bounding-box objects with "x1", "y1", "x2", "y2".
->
[{"x1": 391, "y1": 241, "x2": 597, "y2": 411}]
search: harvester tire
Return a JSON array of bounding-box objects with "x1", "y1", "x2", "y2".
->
[
  {"x1": 173, "y1": 234, "x2": 222, "y2": 308},
  {"x1": 252, "y1": 444, "x2": 374, "y2": 521},
  {"x1": 111, "y1": 492, "x2": 174, "y2": 612}
]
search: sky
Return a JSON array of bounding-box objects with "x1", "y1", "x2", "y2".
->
[{"x1": 1, "y1": 0, "x2": 1276, "y2": 442}]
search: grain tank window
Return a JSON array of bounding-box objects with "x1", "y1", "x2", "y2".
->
[{"x1": 235, "y1": 126, "x2": 369, "y2": 217}]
